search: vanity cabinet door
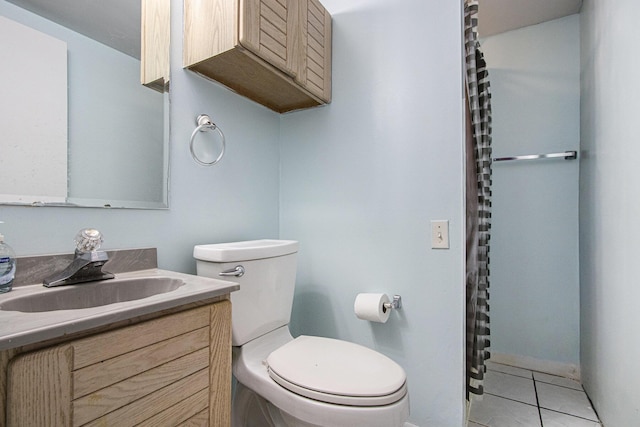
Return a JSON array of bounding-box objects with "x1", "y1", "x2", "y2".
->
[
  {"x1": 6, "y1": 345, "x2": 73, "y2": 426},
  {"x1": 6, "y1": 301, "x2": 232, "y2": 427}
]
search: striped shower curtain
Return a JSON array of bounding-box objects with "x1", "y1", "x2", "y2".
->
[{"x1": 464, "y1": 0, "x2": 492, "y2": 399}]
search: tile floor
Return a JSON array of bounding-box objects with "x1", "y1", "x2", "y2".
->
[{"x1": 468, "y1": 361, "x2": 602, "y2": 427}]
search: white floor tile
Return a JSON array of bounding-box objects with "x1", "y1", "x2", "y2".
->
[
  {"x1": 534, "y1": 372, "x2": 583, "y2": 391},
  {"x1": 486, "y1": 361, "x2": 533, "y2": 379},
  {"x1": 536, "y1": 382, "x2": 598, "y2": 421},
  {"x1": 540, "y1": 409, "x2": 601, "y2": 427},
  {"x1": 469, "y1": 394, "x2": 541, "y2": 427},
  {"x1": 468, "y1": 422, "x2": 488, "y2": 427},
  {"x1": 484, "y1": 370, "x2": 538, "y2": 405}
]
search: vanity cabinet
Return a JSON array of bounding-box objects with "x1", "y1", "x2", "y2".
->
[
  {"x1": 141, "y1": 0, "x2": 171, "y2": 92},
  {"x1": 183, "y1": 0, "x2": 331, "y2": 113},
  {"x1": 4, "y1": 300, "x2": 231, "y2": 426}
]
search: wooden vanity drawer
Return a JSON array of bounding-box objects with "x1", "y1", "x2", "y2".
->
[{"x1": 6, "y1": 301, "x2": 231, "y2": 427}]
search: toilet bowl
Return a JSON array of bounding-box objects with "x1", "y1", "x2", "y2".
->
[{"x1": 194, "y1": 240, "x2": 410, "y2": 427}]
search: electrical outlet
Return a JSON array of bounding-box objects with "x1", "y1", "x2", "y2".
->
[{"x1": 431, "y1": 220, "x2": 449, "y2": 249}]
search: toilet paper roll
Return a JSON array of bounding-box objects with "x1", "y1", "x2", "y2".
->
[{"x1": 354, "y1": 293, "x2": 391, "y2": 323}]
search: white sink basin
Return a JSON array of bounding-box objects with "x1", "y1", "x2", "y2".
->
[
  {"x1": 0, "y1": 277, "x2": 185, "y2": 312},
  {"x1": 0, "y1": 269, "x2": 239, "y2": 350}
]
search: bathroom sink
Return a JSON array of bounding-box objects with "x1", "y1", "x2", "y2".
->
[{"x1": 0, "y1": 277, "x2": 185, "y2": 312}]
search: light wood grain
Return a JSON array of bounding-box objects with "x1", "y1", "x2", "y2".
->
[
  {"x1": 7, "y1": 345, "x2": 73, "y2": 427},
  {"x1": 73, "y1": 348, "x2": 209, "y2": 426},
  {"x1": 209, "y1": 300, "x2": 232, "y2": 427},
  {"x1": 82, "y1": 368, "x2": 209, "y2": 427},
  {"x1": 185, "y1": 0, "x2": 330, "y2": 112},
  {"x1": 72, "y1": 305, "x2": 210, "y2": 369},
  {"x1": 322, "y1": 1, "x2": 332, "y2": 101},
  {"x1": 141, "y1": 0, "x2": 170, "y2": 91},
  {"x1": 240, "y1": 0, "x2": 261, "y2": 55},
  {"x1": 250, "y1": 0, "x2": 295, "y2": 76},
  {"x1": 183, "y1": 0, "x2": 238, "y2": 66},
  {"x1": 73, "y1": 326, "x2": 209, "y2": 398},
  {"x1": 0, "y1": 347, "x2": 20, "y2": 427},
  {"x1": 189, "y1": 48, "x2": 321, "y2": 112},
  {"x1": 0, "y1": 299, "x2": 231, "y2": 427},
  {"x1": 136, "y1": 388, "x2": 209, "y2": 427},
  {"x1": 180, "y1": 408, "x2": 210, "y2": 426},
  {"x1": 294, "y1": 0, "x2": 331, "y2": 102}
]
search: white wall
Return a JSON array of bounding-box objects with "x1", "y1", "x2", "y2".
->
[
  {"x1": 0, "y1": 16, "x2": 67, "y2": 204},
  {"x1": 580, "y1": 0, "x2": 640, "y2": 425},
  {"x1": 481, "y1": 16, "x2": 581, "y2": 366},
  {"x1": 280, "y1": 1, "x2": 466, "y2": 425}
]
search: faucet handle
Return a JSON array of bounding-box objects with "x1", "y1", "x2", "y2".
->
[{"x1": 74, "y1": 229, "x2": 104, "y2": 253}]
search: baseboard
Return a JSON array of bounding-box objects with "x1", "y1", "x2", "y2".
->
[{"x1": 491, "y1": 352, "x2": 580, "y2": 380}]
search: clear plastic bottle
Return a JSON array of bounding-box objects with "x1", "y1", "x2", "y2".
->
[{"x1": 0, "y1": 232, "x2": 16, "y2": 293}]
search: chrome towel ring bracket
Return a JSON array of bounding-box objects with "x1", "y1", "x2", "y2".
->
[{"x1": 189, "y1": 114, "x2": 226, "y2": 166}]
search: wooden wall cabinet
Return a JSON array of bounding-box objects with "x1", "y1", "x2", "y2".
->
[
  {"x1": 141, "y1": 0, "x2": 171, "y2": 92},
  {"x1": 183, "y1": 0, "x2": 331, "y2": 113},
  {"x1": 5, "y1": 301, "x2": 231, "y2": 426}
]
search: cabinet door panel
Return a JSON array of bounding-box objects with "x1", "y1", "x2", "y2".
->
[
  {"x1": 72, "y1": 305, "x2": 210, "y2": 369},
  {"x1": 4, "y1": 302, "x2": 233, "y2": 427},
  {"x1": 73, "y1": 348, "x2": 209, "y2": 426},
  {"x1": 7, "y1": 345, "x2": 73, "y2": 426},
  {"x1": 240, "y1": 0, "x2": 297, "y2": 77},
  {"x1": 80, "y1": 369, "x2": 209, "y2": 427},
  {"x1": 141, "y1": 0, "x2": 170, "y2": 91},
  {"x1": 296, "y1": 0, "x2": 331, "y2": 102},
  {"x1": 209, "y1": 299, "x2": 232, "y2": 426},
  {"x1": 183, "y1": 0, "x2": 238, "y2": 66},
  {"x1": 73, "y1": 327, "x2": 209, "y2": 398},
  {"x1": 132, "y1": 388, "x2": 209, "y2": 427}
]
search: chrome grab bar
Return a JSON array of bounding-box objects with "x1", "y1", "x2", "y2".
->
[{"x1": 493, "y1": 150, "x2": 577, "y2": 162}]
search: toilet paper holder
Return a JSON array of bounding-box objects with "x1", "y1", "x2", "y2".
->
[{"x1": 383, "y1": 295, "x2": 402, "y2": 312}]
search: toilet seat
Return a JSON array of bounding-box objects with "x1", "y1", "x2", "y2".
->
[{"x1": 266, "y1": 335, "x2": 407, "y2": 406}]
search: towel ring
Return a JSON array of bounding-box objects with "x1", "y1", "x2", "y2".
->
[{"x1": 189, "y1": 114, "x2": 226, "y2": 166}]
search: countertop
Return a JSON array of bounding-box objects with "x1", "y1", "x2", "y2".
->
[{"x1": 0, "y1": 268, "x2": 239, "y2": 350}]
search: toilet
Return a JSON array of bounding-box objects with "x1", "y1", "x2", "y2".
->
[{"x1": 194, "y1": 239, "x2": 410, "y2": 427}]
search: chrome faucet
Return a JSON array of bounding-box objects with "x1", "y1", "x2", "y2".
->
[{"x1": 43, "y1": 229, "x2": 114, "y2": 287}]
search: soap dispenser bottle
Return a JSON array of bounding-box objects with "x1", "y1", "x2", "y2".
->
[{"x1": 0, "y1": 227, "x2": 16, "y2": 293}]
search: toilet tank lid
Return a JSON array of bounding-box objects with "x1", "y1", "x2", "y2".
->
[{"x1": 194, "y1": 239, "x2": 299, "y2": 262}]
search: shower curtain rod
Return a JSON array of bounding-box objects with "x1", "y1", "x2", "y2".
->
[{"x1": 493, "y1": 150, "x2": 577, "y2": 162}]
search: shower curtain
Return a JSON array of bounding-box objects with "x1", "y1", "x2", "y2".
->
[{"x1": 464, "y1": 0, "x2": 492, "y2": 399}]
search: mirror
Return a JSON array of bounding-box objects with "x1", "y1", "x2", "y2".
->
[{"x1": 0, "y1": 0, "x2": 169, "y2": 209}]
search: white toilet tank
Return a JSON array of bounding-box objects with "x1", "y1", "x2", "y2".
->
[{"x1": 194, "y1": 240, "x2": 299, "y2": 346}]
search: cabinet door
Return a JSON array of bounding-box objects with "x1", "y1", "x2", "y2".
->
[
  {"x1": 5, "y1": 303, "x2": 232, "y2": 427},
  {"x1": 296, "y1": 0, "x2": 331, "y2": 102},
  {"x1": 7, "y1": 345, "x2": 73, "y2": 426},
  {"x1": 240, "y1": 0, "x2": 298, "y2": 77},
  {"x1": 141, "y1": 0, "x2": 170, "y2": 91}
]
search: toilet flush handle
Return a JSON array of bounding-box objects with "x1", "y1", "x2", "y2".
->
[{"x1": 219, "y1": 265, "x2": 245, "y2": 277}]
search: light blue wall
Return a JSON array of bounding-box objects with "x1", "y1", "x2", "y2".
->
[
  {"x1": 580, "y1": 0, "x2": 640, "y2": 425},
  {"x1": 1, "y1": 0, "x2": 466, "y2": 425},
  {"x1": 481, "y1": 16, "x2": 581, "y2": 365},
  {"x1": 0, "y1": 0, "x2": 281, "y2": 273},
  {"x1": 280, "y1": 1, "x2": 465, "y2": 425}
]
